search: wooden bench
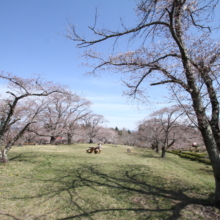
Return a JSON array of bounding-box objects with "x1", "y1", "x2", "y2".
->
[
  {"x1": 94, "y1": 148, "x2": 101, "y2": 154},
  {"x1": 86, "y1": 147, "x2": 101, "y2": 154},
  {"x1": 86, "y1": 147, "x2": 95, "y2": 153}
]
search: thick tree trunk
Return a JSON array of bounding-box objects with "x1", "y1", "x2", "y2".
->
[
  {"x1": 50, "y1": 136, "x2": 56, "y2": 145},
  {"x1": 191, "y1": 93, "x2": 220, "y2": 207},
  {"x1": 152, "y1": 142, "x2": 159, "y2": 153},
  {"x1": 89, "y1": 139, "x2": 93, "y2": 143},
  {"x1": 155, "y1": 145, "x2": 159, "y2": 153},
  {"x1": 215, "y1": 177, "x2": 220, "y2": 209},
  {"x1": 200, "y1": 125, "x2": 220, "y2": 208},
  {"x1": 200, "y1": 70, "x2": 220, "y2": 208},
  {"x1": 161, "y1": 146, "x2": 166, "y2": 158},
  {"x1": 0, "y1": 134, "x2": 8, "y2": 163},
  {"x1": 191, "y1": 81, "x2": 220, "y2": 206},
  {"x1": 183, "y1": 63, "x2": 220, "y2": 207},
  {"x1": 0, "y1": 149, "x2": 8, "y2": 163},
  {"x1": 67, "y1": 133, "x2": 73, "y2": 144}
]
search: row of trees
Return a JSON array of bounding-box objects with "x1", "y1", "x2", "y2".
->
[
  {"x1": 3, "y1": 75, "x2": 193, "y2": 160},
  {"x1": 0, "y1": 72, "x2": 110, "y2": 163},
  {"x1": 0, "y1": 72, "x2": 139, "y2": 163},
  {"x1": 134, "y1": 105, "x2": 203, "y2": 157},
  {"x1": 24, "y1": 104, "x2": 203, "y2": 154}
]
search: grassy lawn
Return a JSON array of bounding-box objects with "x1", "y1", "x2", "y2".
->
[{"x1": 0, "y1": 144, "x2": 219, "y2": 220}]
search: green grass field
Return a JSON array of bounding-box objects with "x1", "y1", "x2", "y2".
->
[{"x1": 0, "y1": 144, "x2": 219, "y2": 220}]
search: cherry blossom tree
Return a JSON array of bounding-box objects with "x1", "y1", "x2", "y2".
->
[
  {"x1": 0, "y1": 72, "x2": 64, "y2": 163},
  {"x1": 3, "y1": 98, "x2": 51, "y2": 145},
  {"x1": 67, "y1": 0, "x2": 220, "y2": 207},
  {"x1": 82, "y1": 113, "x2": 107, "y2": 143},
  {"x1": 149, "y1": 106, "x2": 190, "y2": 158},
  {"x1": 138, "y1": 118, "x2": 164, "y2": 152},
  {"x1": 96, "y1": 127, "x2": 119, "y2": 144},
  {"x1": 30, "y1": 91, "x2": 91, "y2": 144},
  {"x1": 137, "y1": 115, "x2": 202, "y2": 152},
  {"x1": 65, "y1": 97, "x2": 91, "y2": 144}
]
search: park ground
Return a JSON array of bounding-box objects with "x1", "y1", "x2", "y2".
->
[{"x1": 0, "y1": 144, "x2": 220, "y2": 220}]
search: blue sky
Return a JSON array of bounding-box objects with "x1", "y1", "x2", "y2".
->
[{"x1": 0, "y1": 0, "x2": 178, "y2": 130}]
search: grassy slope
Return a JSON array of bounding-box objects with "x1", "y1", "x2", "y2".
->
[{"x1": 0, "y1": 144, "x2": 219, "y2": 220}]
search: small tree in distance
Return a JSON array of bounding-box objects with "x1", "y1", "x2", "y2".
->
[
  {"x1": 82, "y1": 113, "x2": 108, "y2": 143},
  {"x1": 150, "y1": 106, "x2": 186, "y2": 158}
]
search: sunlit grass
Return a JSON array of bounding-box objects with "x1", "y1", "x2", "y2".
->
[{"x1": 0, "y1": 144, "x2": 218, "y2": 219}]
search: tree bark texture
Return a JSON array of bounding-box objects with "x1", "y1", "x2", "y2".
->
[
  {"x1": 0, "y1": 149, "x2": 8, "y2": 163},
  {"x1": 199, "y1": 123, "x2": 220, "y2": 208}
]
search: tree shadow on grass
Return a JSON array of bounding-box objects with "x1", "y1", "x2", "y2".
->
[
  {"x1": 0, "y1": 212, "x2": 21, "y2": 220},
  {"x1": 127, "y1": 149, "x2": 161, "y2": 159},
  {"x1": 61, "y1": 165, "x2": 213, "y2": 220},
  {"x1": 1, "y1": 162, "x2": 219, "y2": 220},
  {"x1": 9, "y1": 154, "x2": 22, "y2": 161},
  {"x1": 8, "y1": 152, "x2": 86, "y2": 165},
  {"x1": 135, "y1": 154, "x2": 161, "y2": 159}
]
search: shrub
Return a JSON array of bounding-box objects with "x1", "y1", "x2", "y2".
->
[
  {"x1": 181, "y1": 152, "x2": 208, "y2": 158},
  {"x1": 167, "y1": 150, "x2": 211, "y2": 165}
]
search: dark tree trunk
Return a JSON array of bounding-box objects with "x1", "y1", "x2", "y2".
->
[
  {"x1": 89, "y1": 139, "x2": 93, "y2": 143},
  {"x1": 161, "y1": 146, "x2": 166, "y2": 158},
  {"x1": 155, "y1": 145, "x2": 159, "y2": 153},
  {"x1": 189, "y1": 88, "x2": 220, "y2": 208},
  {"x1": 50, "y1": 136, "x2": 56, "y2": 145},
  {"x1": 67, "y1": 133, "x2": 73, "y2": 144},
  {"x1": 199, "y1": 124, "x2": 220, "y2": 208},
  {"x1": 152, "y1": 142, "x2": 159, "y2": 153},
  {"x1": 215, "y1": 176, "x2": 220, "y2": 209},
  {"x1": 180, "y1": 57, "x2": 220, "y2": 208}
]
